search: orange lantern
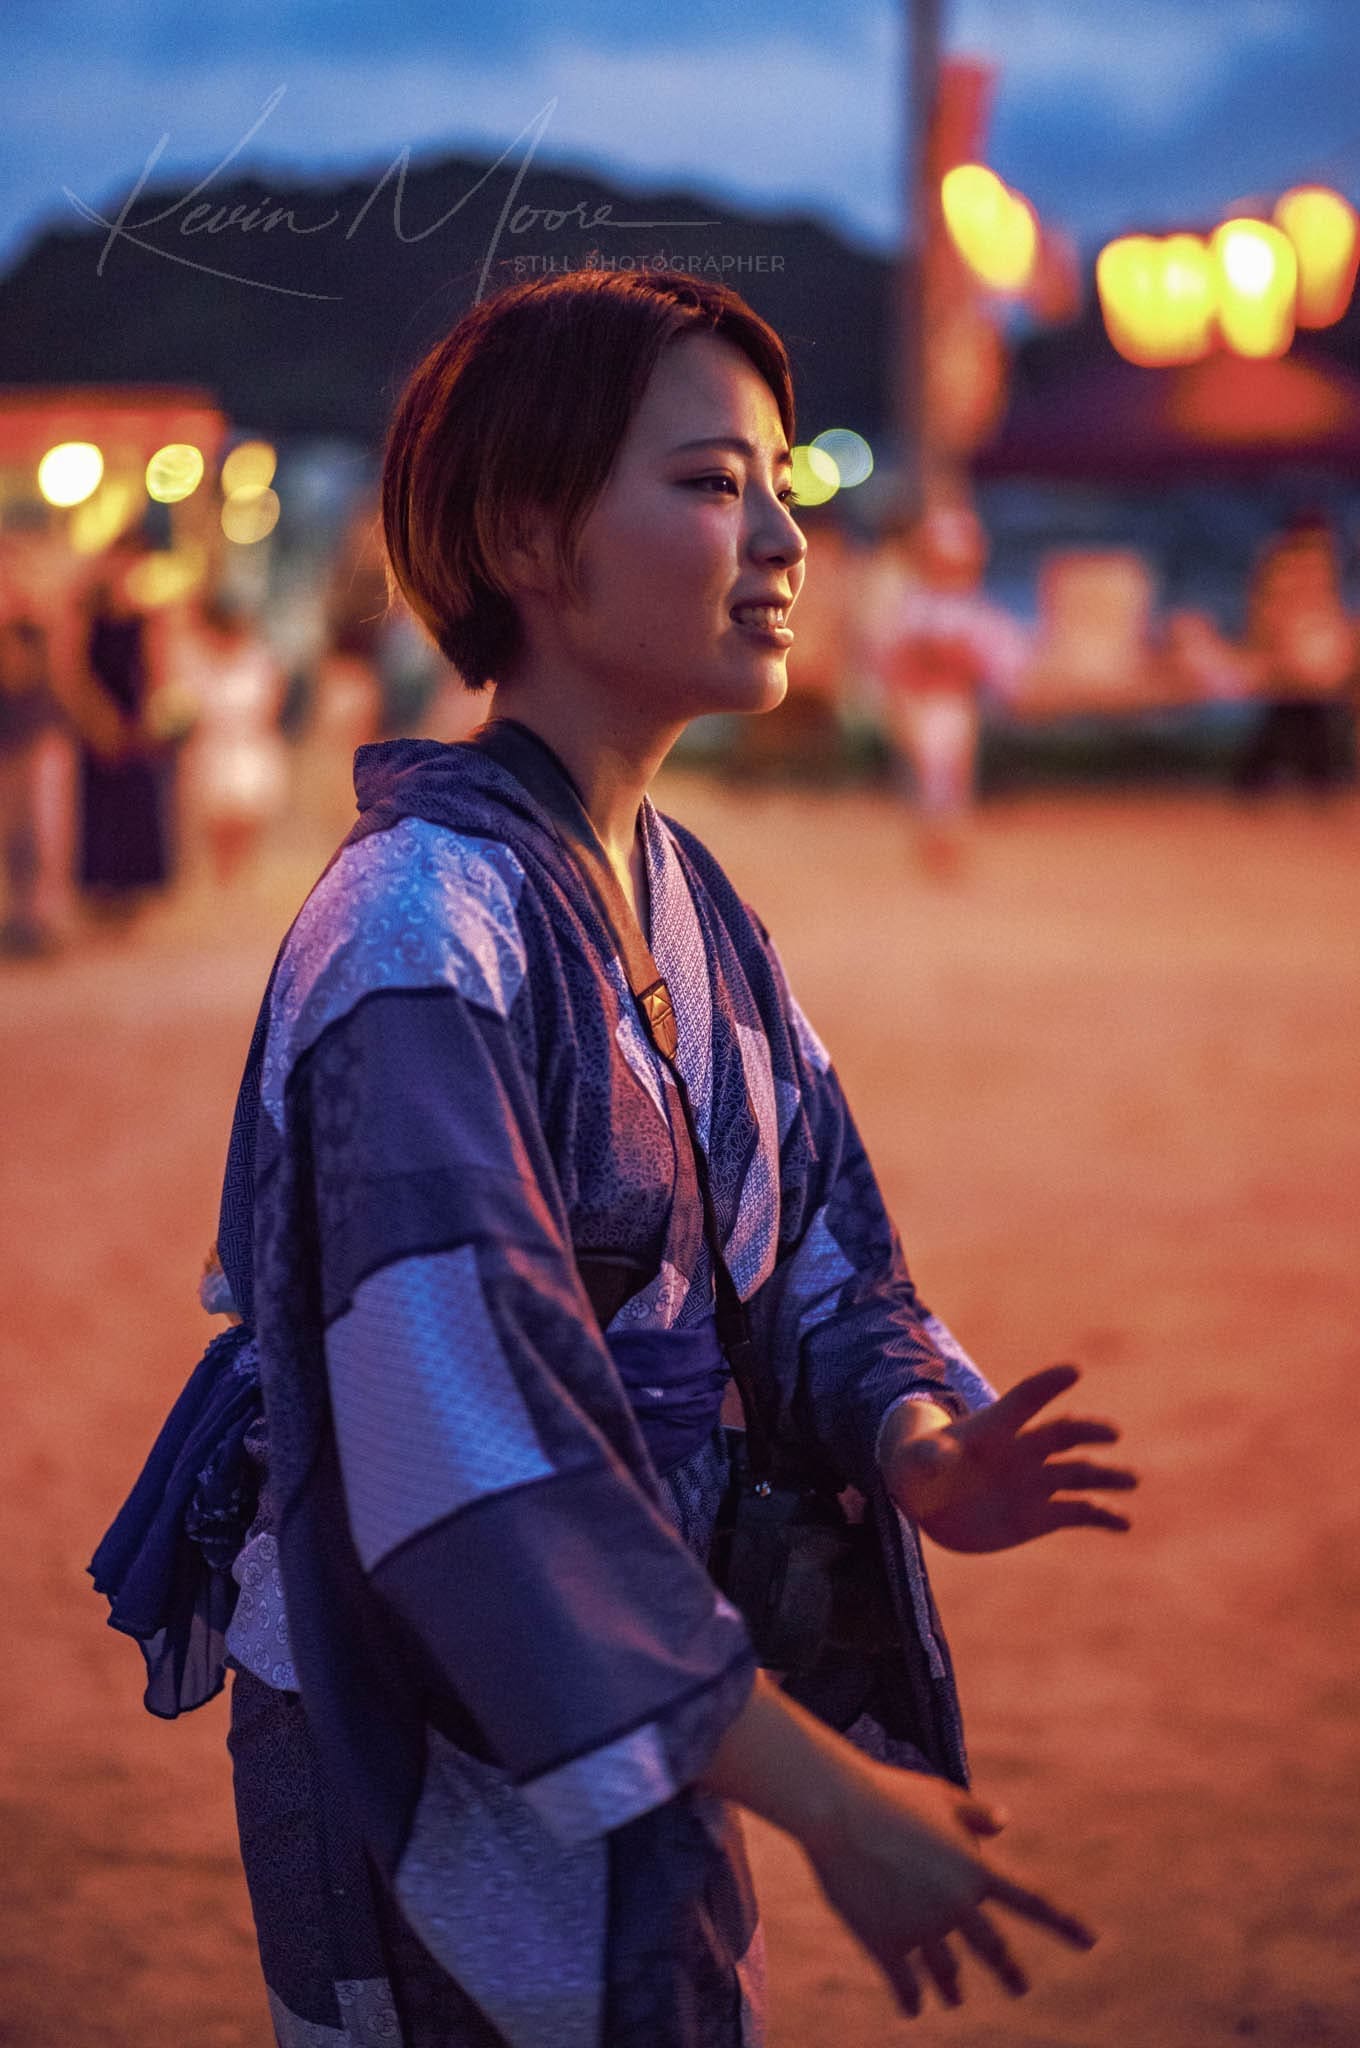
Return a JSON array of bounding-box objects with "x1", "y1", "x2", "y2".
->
[
  {"x1": 1211, "y1": 219, "x2": 1297, "y2": 359},
  {"x1": 1096, "y1": 234, "x2": 1214, "y2": 366},
  {"x1": 1273, "y1": 185, "x2": 1360, "y2": 329},
  {"x1": 941, "y1": 163, "x2": 1038, "y2": 293}
]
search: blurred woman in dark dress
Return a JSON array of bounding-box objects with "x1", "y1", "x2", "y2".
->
[{"x1": 79, "y1": 531, "x2": 176, "y2": 914}]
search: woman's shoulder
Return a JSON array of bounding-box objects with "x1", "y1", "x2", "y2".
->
[{"x1": 260, "y1": 813, "x2": 538, "y2": 1124}]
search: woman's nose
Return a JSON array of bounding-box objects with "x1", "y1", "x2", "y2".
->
[{"x1": 748, "y1": 492, "x2": 807, "y2": 568}]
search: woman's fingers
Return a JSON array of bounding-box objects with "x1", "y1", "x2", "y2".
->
[
  {"x1": 1041, "y1": 1458, "x2": 1139, "y2": 1495},
  {"x1": 986, "y1": 1362, "x2": 1082, "y2": 1430},
  {"x1": 955, "y1": 1906, "x2": 1030, "y2": 1996},
  {"x1": 1020, "y1": 1415, "x2": 1121, "y2": 1458},
  {"x1": 984, "y1": 1872, "x2": 1099, "y2": 1951},
  {"x1": 919, "y1": 1937, "x2": 962, "y2": 2007},
  {"x1": 883, "y1": 1952, "x2": 922, "y2": 2017},
  {"x1": 1039, "y1": 1498, "x2": 1133, "y2": 1534}
]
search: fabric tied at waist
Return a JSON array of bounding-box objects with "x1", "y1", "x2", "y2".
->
[
  {"x1": 606, "y1": 1314, "x2": 730, "y2": 1476},
  {"x1": 89, "y1": 1309, "x2": 730, "y2": 1718},
  {"x1": 88, "y1": 1322, "x2": 263, "y2": 1718}
]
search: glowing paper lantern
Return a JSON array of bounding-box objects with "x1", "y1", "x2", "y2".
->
[
  {"x1": 221, "y1": 440, "x2": 277, "y2": 494},
  {"x1": 789, "y1": 445, "x2": 839, "y2": 508},
  {"x1": 1097, "y1": 233, "x2": 1219, "y2": 367},
  {"x1": 37, "y1": 441, "x2": 104, "y2": 508},
  {"x1": 810, "y1": 428, "x2": 873, "y2": 488},
  {"x1": 221, "y1": 486, "x2": 281, "y2": 545},
  {"x1": 941, "y1": 164, "x2": 1038, "y2": 293},
  {"x1": 145, "y1": 442, "x2": 204, "y2": 504},
  {"x1": 1273, "y1": 186, "x2": 1360, "y2": 329},
  {"x1": 1212, "y1": 220, "x2": 1297, "y2": 359}
]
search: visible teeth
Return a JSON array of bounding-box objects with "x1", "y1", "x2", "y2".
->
[{"x1": 733, "y1": 605, "x2": 785, "y2": 627}]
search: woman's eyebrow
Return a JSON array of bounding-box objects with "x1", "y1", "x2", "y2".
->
[{"x1": 669, "y1": 434, "x2": 793, "y2": 468}]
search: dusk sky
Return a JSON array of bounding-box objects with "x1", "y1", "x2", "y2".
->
[{"x1": 6, "y1": 0, "x2": 1360, "y2": 275}]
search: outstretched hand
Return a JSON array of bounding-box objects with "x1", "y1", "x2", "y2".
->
[
  {"x1": 880, "y1": 1363, "x2": 1137, "y2": 1553},
  {"x1": 803, "y1": 1756, "x2": 1097, "y2": 2018}
]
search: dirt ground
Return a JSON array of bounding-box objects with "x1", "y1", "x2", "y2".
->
[{"x1": 3, "y1": 774, "x2": 1357, "y2": 2048}]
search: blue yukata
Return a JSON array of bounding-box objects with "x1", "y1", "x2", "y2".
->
[{"x1": 100, "y1": 732, "x2": 998, "y2": 2048}]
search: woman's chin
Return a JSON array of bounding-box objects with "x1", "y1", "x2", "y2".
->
[{"x1": 708, "y1": 659, "x2": 790, "y2": 719}]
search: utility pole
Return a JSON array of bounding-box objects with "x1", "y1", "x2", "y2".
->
[{"x1": 897, "y1": 0, "x2": 941, "y2": 519}]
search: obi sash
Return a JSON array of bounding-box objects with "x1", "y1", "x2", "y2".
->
[{"x1": 88, "y1": 1311, "x2": 729, "y2": 1718}]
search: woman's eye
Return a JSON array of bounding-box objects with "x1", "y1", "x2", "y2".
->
[
  {"x1": 689, "y1": 474, "x2": 738, "y2": 494},
  {"x1": 780, "y1": 489, "x2": 802, "y2": 509}
]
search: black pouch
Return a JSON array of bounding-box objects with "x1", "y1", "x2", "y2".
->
[{"x1": 708, "y1": 1441, "x2": 898, "y2": 1676}]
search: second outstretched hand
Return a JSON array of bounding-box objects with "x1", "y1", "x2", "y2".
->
[
  {"x1": 879, "y1": 1362, "x2": 1138, "y2": 1553},
  {"x1": 697, "y1": 1672, "x2": 1097, "y2": 2019},
  {"x1": 802, "y1": 1753, "x2": 1097, "y2": 2017}
]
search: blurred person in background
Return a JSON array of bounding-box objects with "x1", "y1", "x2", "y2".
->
[
  {"x1": 93, "y1": 269, "x2": 1136, "y2": 2046},
  {"x1": 1233, "y1": 514, "x2": 1358, "y2": 797},
  {"x1": 0, "y1": 530, "x2": 80, "y2": 955},
  {"x1": 872, "y1": 497, "x2": 1027, "y2": 878},
  {"x1": 294, "y1": 502, "x2": 385, "y2": 840},
  {"x1": 178, "y1": 591, "x2": 290, "y2": 890},
  {"x1": 77, "y1": 528, "x2": 178, "y2": 921}
]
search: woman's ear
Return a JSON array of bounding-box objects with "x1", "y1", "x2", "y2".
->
[{"x1": 501, "y1": 507, "x2": 561, "y2": 601}]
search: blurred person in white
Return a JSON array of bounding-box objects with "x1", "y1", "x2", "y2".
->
[
  {"x1": 0, "y1": 529, "x2": 85, "y2": 956},
  {"x1": 868, "y1": 496, "x2": 1026, "y2": 877},
  {"x1": 179, "y1": 591, "x2": 290, "y2": 889}
]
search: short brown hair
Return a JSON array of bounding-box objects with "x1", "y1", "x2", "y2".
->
[{"x1": 380, "y1": 267, "x2": 796, "y2": 690}]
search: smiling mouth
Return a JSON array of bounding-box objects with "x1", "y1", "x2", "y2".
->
[{"x1": 730, "y1": 603, "x2": 794, "y2": 643}]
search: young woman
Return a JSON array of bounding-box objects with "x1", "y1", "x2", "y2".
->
[{"x1": 94, "y1": 267, "x2": 1135, "y2": 2047}]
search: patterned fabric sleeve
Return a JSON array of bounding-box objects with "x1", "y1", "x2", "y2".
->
[
  {"x1": 267, "y1": 820, "x2": 755, "y2": 1848},
  {"x1": 746, "y1": 921, "x2": 994, "y2": 1492}
]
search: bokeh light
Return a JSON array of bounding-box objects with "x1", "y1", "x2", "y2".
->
[
  {"x1": 221, "y1": 440, "x2": 278, "y2": 494},
  {"x1": 1212, "y1": 219, "x2": 1297, "y2": 358},
  {"x1": 124, "y1": 546, "x2": 210, "y2": 609},
  {"x1": 69, "y1": 478, "x2": 142, "y2": 556},
  {"x1": 37, "y1": 441, "x2": 104, "y2": 507},
  {"x1": 221, "y1": 486, "x2": 281, "y2": 544},
  {"x1": 790, "y1": 445, "x2": 840, "y2": 508},
  {"x1": 1096, "y1": 233, "x2": 1216, "y2": 366},
  {"x1": 145, "y1": 443, "x2": 205, "y2": 505},
  {"x1": 811, "y1": 428, "x2": 874, "y2": 488},
  {"x1": 941, "y1": 164, "x2": 1038, "y2": 293},
  {"x1": 1273, "y1": 185, "x2": 1360, "y2": 329}
]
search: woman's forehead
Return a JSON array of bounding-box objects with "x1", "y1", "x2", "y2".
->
[{"x1": 628, "y1": 332, "x2": 786, "y2": 451}]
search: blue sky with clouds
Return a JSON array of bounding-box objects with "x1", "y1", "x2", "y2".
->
[{"x1": 6, "y1": 0, "x2": 1360, "y2": 274}]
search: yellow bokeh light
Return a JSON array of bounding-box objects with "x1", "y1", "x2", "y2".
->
[
  {"x1": 1273, "y1": 186, "x2": 1359, "y2": 329},
  {"x1": 69, "y1": 478, "x2": 142, "y2": 556},
  {"x1": 125, "y1": 547, "x2": 209, "y2": 609},
  {"x1": 221, "y1": 440, "x2": 277, "y2": 495},
  {"x1": 790, "y1": 445, "x2": 839, "y2": 508},
  {"x1": 811, "y1": 428, "x2": 873, "y2": 489},
  {"x1": 941, "y1": 164, "x2": 1038, "y2": 293},
  {"x1": 146, "y1": 442, "x2": 205, "y2": 505},
  {"x1": 37, "y1": 441, "x2": 104, "y2": 508},
  {"x1": 1212, "y1": 220, "x2": 1297, "y2": 359},
  {"x1": 221, "y1": 486, "x2": 281, "y2": 545},
  {"x1": 1097, "y1": 233, "x2": 1216, "y2": 366}
]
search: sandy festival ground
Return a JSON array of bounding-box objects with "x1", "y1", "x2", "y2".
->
[{"x1": 2, "y1": 772, "x2": 1357, "y2": 2048}]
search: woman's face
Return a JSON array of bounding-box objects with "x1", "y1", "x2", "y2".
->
[{"x1": 526, "y1": 331, "x2": 807, "y2": 722}]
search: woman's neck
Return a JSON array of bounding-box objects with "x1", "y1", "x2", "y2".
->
[{"x1": 486, "y1": 684, "x2": 683, "y2": 877}]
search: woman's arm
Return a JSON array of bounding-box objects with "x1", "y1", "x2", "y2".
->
[{"x1": 697, "y1": 1670, "x2": 1096, "y2": 2015}]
